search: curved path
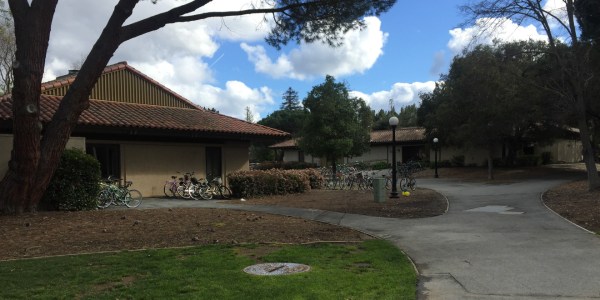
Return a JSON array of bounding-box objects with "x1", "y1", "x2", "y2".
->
[{"x1": 142, "y1": 178, "x2": 600, "y2": 299}]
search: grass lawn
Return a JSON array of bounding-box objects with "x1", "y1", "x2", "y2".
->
[{"x1": 0, "y1": 240, "x2": 416, "y2": 299}]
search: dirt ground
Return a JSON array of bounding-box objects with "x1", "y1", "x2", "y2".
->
[
  {"x1": 544, "y1": 180, "x2": 600, "y2": 233},
  {"x1": 0, "y1": 165, "x2": 596, "y2": 261}
]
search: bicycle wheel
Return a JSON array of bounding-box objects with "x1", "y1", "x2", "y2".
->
[
  {"x1": 200, "y1": 186, "x2": 214, "y2": 200},
  {"x1": 179, "y1": 183, "x2": 192, "y2": 199},
  {"x1": 124, "y1": 189, "x2": 142, "y2": 208},
  {"x1": 163, "y1": 182, "x2": 176, "y2": 198},
  {"x1": 176, "y1": 184, "x2": 186, "y2": 198},
  {"x1": 97, "y1": 189, "x2": 113, "y2": 209},
  {"x1": 408, "y1": 178, "x2": 417, "y2": 191},
  {"x1": 219, "y1": 186, "x2": 232, "y2": 199},
  {"x1": 399, "y1": 177, "x2": 409, "y2": 191},
  {"x1": 188, "y1": 184, "x2": 200, "y2": 200}
]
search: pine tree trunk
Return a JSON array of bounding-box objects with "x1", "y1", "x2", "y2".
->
[
  {"x1": 0, "y1": 0, "x2": 136, "y2": 214},
  {"x1": 575, "y1": 94, "x2": 600, "y2": 191},
  {"x1": 0, "y1": 0, "x2": 58, "y2": 214},
  {"x1": 487, "y1": 147, "x2": 494, "y2": 180}
]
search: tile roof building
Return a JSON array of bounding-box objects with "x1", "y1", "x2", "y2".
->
[{"x1": 1, "y1": 62, "x2": 289, "y2": 197}]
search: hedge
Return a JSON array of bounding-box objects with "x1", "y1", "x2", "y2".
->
[{"x1": 227, "y1": 168, "x2": 324, "y2": 198}]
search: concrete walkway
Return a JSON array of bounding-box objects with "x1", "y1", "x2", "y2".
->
[{"x1": 140, "y1": 178, "x2": 600, "y2": 299}]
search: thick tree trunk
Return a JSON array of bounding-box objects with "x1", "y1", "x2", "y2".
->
[
  {"x1": 487, "y1": 146, "x2": 494, "y2": 180},
  {"x1": 0, "y1": 0, "x2": 58, "y2": 214},
  {"x1": 0, "y1": 0, "x2": 137, "y2": 214},
  {"x1": 575, "y1": 94, "x2": 600, "y2": 191}
]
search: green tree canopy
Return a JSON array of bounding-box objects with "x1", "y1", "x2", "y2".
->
[
  {"x1": 418, "y1": 41, "x2": 562, "y2": 178},
  {"x1": 299, "y1": 75, "x2": 372, "y2": 173},
  {"x1": 258, "y1": 109, "x2": 308, "y2": 135}
]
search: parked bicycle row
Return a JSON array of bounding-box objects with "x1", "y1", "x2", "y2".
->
[
  {"x1": 163, "y1": 171, "x2": 232, "y2": 200},
  {"x1": 319, "y1": 161, "x2": 424, "y2": 191},
  {"x1": 97, "y1": 176, "x2": 142, "y2": 209}
]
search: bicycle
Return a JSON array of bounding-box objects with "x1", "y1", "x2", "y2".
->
[
  {"x1": 97, "y1": 177, "x2": 143, "y2": 208},
  {"x1": 197, "y1": 176, "x2": 232, "y2": 200},
  {"x1": 163, "y1": 174, "x2": 179, "y2": 198}
]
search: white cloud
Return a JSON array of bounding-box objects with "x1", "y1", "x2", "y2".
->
[
  {"x1": 543, "y1": 0, "x2": 569, "y2": 30},
  {"x1": 193, "y1": 81, "x2": 274, "y2": 121},
  {"x1": 350, "y1": 81, "x2": 436, "y2": 112},
  {"x1": 241, "y1": 16, "x2": 388, "y2": 80},
  {"x1": 447, "y1": 18, "x2": 548, "y2": 54},
  {"x1": 42, "y1": 0, "x2": 276, "y2": 120}
]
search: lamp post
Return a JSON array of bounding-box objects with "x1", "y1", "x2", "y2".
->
[
  {"x1": 433, "y1": 137, "x2": 439, "y2": 178},
  {"x1": 389, "y1": 116, "x2": 399, "y2": 198}
]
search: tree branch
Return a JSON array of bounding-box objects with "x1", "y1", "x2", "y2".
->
[{"x1": 120, "y1": 0, "x2": 322, "y2": 42}]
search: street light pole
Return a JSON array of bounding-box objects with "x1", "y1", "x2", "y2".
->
[
  {"x1": 389, "y1": 116, "x2": 399, "y2": 198},
  {"x1": 433, "y1": 137, "x2": 439, "y2": 178}
]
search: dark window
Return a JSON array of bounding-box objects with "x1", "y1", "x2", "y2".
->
[
  {"x1": 523, "y1": 144, "x2": 535, "y2": 155},
  {"x1": 86, "y1": 143, "x2": 120, "y2": 179},
  {"x1": 298, "y1": 150, "x2": 305, "y2": 163},
  {"x1": 402, "y1": 146, "x2": 422, "y2": 163},
  {"x1": 206, "y1": 147, "x2": 222, "y2": 181}
]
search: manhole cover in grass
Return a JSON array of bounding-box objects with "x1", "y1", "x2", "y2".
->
[{"x1": 243, "y1": 263, "x2": 310, "y2": 276}]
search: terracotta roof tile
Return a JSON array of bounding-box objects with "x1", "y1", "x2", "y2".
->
[
  {"x1": 370, "y1": 128, "x2": 426, "y2": 143},
  {"x1": 269, "y1": 128, "x2": 425, "y2": 148},
  {"x1": 0, "y1": 95, "x2": 289, "y2": 137}
]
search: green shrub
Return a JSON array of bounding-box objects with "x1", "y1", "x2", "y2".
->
[
  {"x1": 450, "y1": 155, "x2": 465, "y2": 167},
  {"x1": 370, "y1": 161, "x2": 390, "y2": 170},
  {"x1": 41, "y1": 148, "x2": 101, "y2": 211},
  {"x1": 351, "y1": 161, "x2": 370, "y2": 171},
  {"x1": 516, "y1": 155, "x2": 540, "y2": 166},
  {"x1": 541, "y1": 152, "x2": 553, "y2": 165},
  {"x1": 252, "y1": 161, "x2": 318, "y2": 170},
  {"x1": 227, "y1": 169, "x2": 318, "y2": 198},
  {"x1": 437, "y1": 160, "x2": 451, "y2": 168}
]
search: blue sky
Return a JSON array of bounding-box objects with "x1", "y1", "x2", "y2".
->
[{"x1": 42, "y1": 0, "x2": 556, "y2": 121}]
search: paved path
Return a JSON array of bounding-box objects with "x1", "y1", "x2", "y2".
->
[{"x1": 141, "y1": 178, "x2": 600, "y2": 299}]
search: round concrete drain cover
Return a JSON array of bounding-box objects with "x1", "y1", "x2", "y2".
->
[{"x1": 243, "y1": 263, "x2": 310, "y2": 276}]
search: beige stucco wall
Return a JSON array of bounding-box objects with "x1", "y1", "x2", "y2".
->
[
  {"x1": 346, "y1": 145, "x2": 391, "y2": 164},
  {"x1": 537, "y1": 139, "x2": 582, "y2": 163},
  {"x1": 0, "y1": 134, "x2": 85, "y2": 177},
  {"x1": 432, "y1": 146, "x2": 499, "y2": 166},
  {"x1": 118, "y1": 141, "x2": 251, "y2": 197},
  {"x1": 223, "y1": 141, "x2": 251, "y2": 180},
  {"x1": 282, "y1": 149, "x2": 321, "y2": 165}
]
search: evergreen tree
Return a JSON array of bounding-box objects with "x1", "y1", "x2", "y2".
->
[{"x1": 281, "y1": 87, "x2": 301, "y2": 110}]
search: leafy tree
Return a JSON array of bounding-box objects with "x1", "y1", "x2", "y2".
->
[
  {"x1": 461, "y1": 0, "x2": 600, "y2": 190},
  {"x1": 299, "y1": 75, "x2": 372, "y2": 174},
  {"x1": 371, "y1": 104, "x2": 417, "y2": 130},
  {"x1": 0, "y1": 0, "x2": 14, "y2": 95},
  {"x1": 245, "y1": 106, "x2": 255, "y2": 123},
  {"x1": 258, "y1": 109, "x2": 307, "y2": 135},
  {"x1": 418, "y1": 41, "x2": 562, "y2": 179},
  {"x1": 0, "y1": 0, "x2": 396, "y2": 214},
  {"x1": 397, "y1": 104, "x2": 417, "y2": 127},
  {"x1": 280, "y1": 87, "x2": 301, "y2": 110},
  {"x1": 575, "y1": 0, "x2": 600, "y2": 42}
]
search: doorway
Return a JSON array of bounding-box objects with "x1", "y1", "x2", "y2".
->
[{"x1": 86, "y1": 143, "x2": 120, "y2": 179}]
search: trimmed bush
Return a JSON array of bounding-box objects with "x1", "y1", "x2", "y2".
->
[
  {"x1": 371, "y1": 161, "x2": 391, "y2": 170},
  {"x1": 541, "y1": 152, "x2": 553, "y2": 165},
  {"x1": 451, "y1": 155, "x2": 465, "y2": 167},
  {"x1": 516, "y1": 155, "x2": 541, "y2": 166},
  {"x1": 227, "y1": 168, "x2": 321, "y2": 198},
  {"x1": 252, "y1": 161, "x2": 319, "y2": 170},
  {"x1": 41, "y1": 148, "x2": 101, "y2": 211}
]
